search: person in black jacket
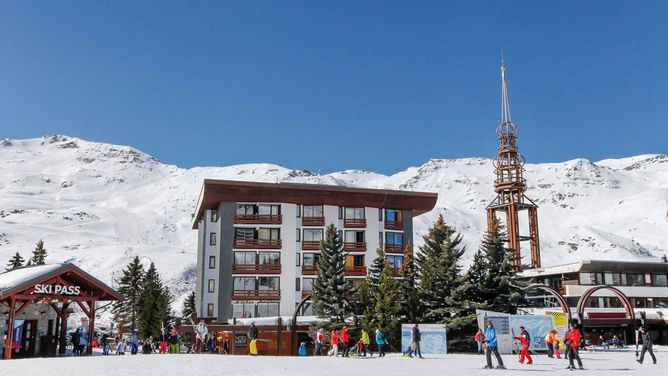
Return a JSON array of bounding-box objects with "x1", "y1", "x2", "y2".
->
[
  {"x1": 411, "y1": 323, "x2": 423, "y2": 358},
  {"x1": 636, "y1": 326, "x2": 656, "y2": 364},
  {"x1": 71, "y1": 329, "x2": 81, "y2": 356},
  {"x1": 248, "y1": 322, "x2": 259, "y2": 355}
]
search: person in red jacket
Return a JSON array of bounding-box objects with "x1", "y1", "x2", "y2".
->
[
  {"x1": 565, "y1": 323, "x2": 584, "y2": 370},
  {"x1": 340, "y1": 326, "x2": 350, "y2": 357},
  {"x1": 327, "y1": 330, "x2": 340, "y2": 357},
  {"x1": 513, "y1": 326, "x2": 533, "y2": 365}
]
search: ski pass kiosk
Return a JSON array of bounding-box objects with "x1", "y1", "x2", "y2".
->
[{"x1": 0, "y1": 263, "x2": 122, "y2": 359}]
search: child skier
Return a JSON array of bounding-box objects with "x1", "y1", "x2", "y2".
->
[{"x1": 513, "y1": 326, "x2": 532, "y2": 365}]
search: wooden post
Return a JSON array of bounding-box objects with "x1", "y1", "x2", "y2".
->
[
  {"x1": 87, "y1": 301, "x2": 95, "y2": 356},
  {"x1": 4, "y1": 299, "x2": 15, "y2": 360}
]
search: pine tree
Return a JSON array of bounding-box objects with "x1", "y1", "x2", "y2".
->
[
  {"x1": 312, "y1": 224, "x2": 355, "y2": 329},
  {"x1": 138, "y1": 262, "x2": 173, "y2": 339},
  {"x1": 182, "y1": 291, "x2": 197, "y2": 322},
  {"x1": 31, "y1": 239, "x2": 47, "y2": 265},
  {"x1": 359, "y1": 249, "x2": 387, "y2": 331},
  {"x1": 415, "y1": 214, "x2": 466, "y2": 323},
  {"x1": 399, "y1": 242, "x2": 421, "y2": 323},
  {"x1": 370, "y1": 260, "x2": 402, "y2": 346},
  {"x1": 6, "y1": 252, "x2": 25, "y2": 270},
  {"x1": 112, "y1": 256, "x2": 145, "y2": 334}
]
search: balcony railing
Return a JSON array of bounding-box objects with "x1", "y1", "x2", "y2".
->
[
  {"x1": 344, "y1": 242, "x2": 366, "y2": 252},
  {"x1": 231, "y1": 289, "x2": 281, "y2": 300},
  {"x1": 384, "y1": 220, "x2": 403, "y2": 231},
  {"x1": 302, "y1": 216, "x2": 325, "y2": 226},
  {"x1": 344, "y1": 266, "x2": 367, "y2": 277},
  {"x1": 233, "y1": 239, "x2": 282, "y2": 249},
  {"x1": 234, "y1": 214, "x2": 282, "y2": 225},
  {"x1": 302, "y1": 240, "x2": 322, "y2": 251},
  {"x1": 232, "y1": 264, "x2": 281, "y2": 274},
  {"x1": 384, "y1": 243, "x2": 404, "y2": 254},
  {"x1": 302, "y1": 265, "x2": 318, "y2": 275},
  {"x1": 344, "y1": 218, "x2": 366, "y2": 228}
]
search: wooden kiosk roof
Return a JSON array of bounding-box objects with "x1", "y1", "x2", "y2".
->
[{"x1": 192, "y1": 179, "x2": 439, "y2": 229}]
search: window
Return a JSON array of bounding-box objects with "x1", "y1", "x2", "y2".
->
[
  {"x1": 379, "y1": 232, "x2": 383, "y2": 244},
  {"x1": 233, "y1": 277, "x2": 255, "y2": 291},
  {"x1": 256, "y1": 302, "x2": 279, "y2": 317},
  {"x1": 235, "y1": 228, "x2": 255, "y2": 240},
  {"x1": 296, "y1": 253, "x2": 300, "y2": 266},
  {"x1": 296, "y1": 278, "x2": 300, "y2": 291},
  {"x1": 651, "y1": 274, "x2": 668, "y2": 286},
  {"x1": 208, "y1": 279, "x2": 215, "y2": 293},
  {"x1": 209, "y1": 256, "x2": 216, "y2": 269},
  {"x1": 258, "y1": 252, "x2": 280, "y2": 265},
  {"x1": 338, "y1": 207, "x2": 343, "y2": 220},
  {"x1": 258, "y1": 204, "x2": 281, "y2": 216},
  {"x1": 579, "y1": 273, "x2": 595, "y2": 285},
  {"x1": 378, "y1": 208, "x2": 383, "y2": 221},
  {"x1": 303, "y1": 253, "x2": 320, "y2": 266},
  {"x1": 296, "y1": 205, "x2": 301, "y2": 218},
  {"x1": 385, "y1": 232, "x2": 403, "y2": 245},
  {"x1": 345, "y1": 207, "x2": 365, "y2": 220},
  {"x1": 209, "y1": 233, "x2": 217, "y2": 246},
  {"x1": 296, "y1": 228, "x2": 301, "y2": 242},
  {"x1": 258, "y1": 228, "x2": 280, "y2": 240},
  {"x1": 654, "y1": 298, "x2": 668, "y2": 308},
  {"x1": 302, "y1": 278, "x2": 315, "y2": 292},
  {"x1": 258, "y1": 277, "x2": 279, "y2": 291},
  {"x1": 386, "y1": 255, "x2": 404, "y2": 269},
  {"x1": 345, "y1": 230, "x2": 365, "y2": 242},
  {"x1": 627, "y1": 273, "x2": 644, "y2": 286},
  {"x1": 303, "y1": 229, "x2": 324, "y2": 241},
  {"x1": 345, "y1": 255, "x2": 365, "y2": 267},
  {"x1": 337, "y1": 230, "x2": 343, "y2": 241},
  {"x1": 207, "y1": 303, "x2": 214, "y2": 317},
  {"x1": 234, "y1": 252, "x2": 256, "y2": 265},
  {"x1": 233, "y1": 303, "x2": 255, "y2": 318},
  {"x1": 385, "y1": 209, "x2": 402, "y2": 222},
  {"x1": 236, "y1": 204, "x2": 256, "y2": 215},
  {"x1": 303, "y1": 205, "x2": 324, "y2": 218},
  {"x1": 210, "y1": 210, "x2": 218, "y2": 222}
]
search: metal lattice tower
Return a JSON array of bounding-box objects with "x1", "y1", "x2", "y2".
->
[{"x1": 486, "y1": 61, "x2": 541, "y2": 270}]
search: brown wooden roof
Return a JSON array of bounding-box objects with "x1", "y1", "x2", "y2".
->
[{"x1": 192, "y1": 179, "x2": 438, "y2": 229}]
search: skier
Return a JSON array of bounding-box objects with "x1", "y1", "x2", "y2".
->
[
  {"x1": 513, "y1": 326, "x2": 533, "y2": 365},
  {"x1": 475, "y1": 328, "x2": 485, "y2": 354},
  {"x1": 327, "y1": 330, "x2": 339, "y2": 357},
  {"x1": 314, "y1": 328, "x2": 325, "y2": 356},
  {"x1": 101, "y1": 334, "x2": 110, "y2": 355},
  {"x1": 375, "y1": 328, "x2": 387, "y2": 357},
  {"x1": 206, "y1": 332, "x2": 217, "y2": 353},
  {"x1": 116, "y1": 338, "x2": 126, "y2": 355},
  {"x1": 636, "y1": 326, "x2": 656, "y2": 364},
  {"x1": 130, "y1": 329, "x2": 140, "y2": 355},
  {"x1": 142, "y1": 337, "x2": 154, "y2": 354},
  {"x1": 565, "y1": 323, "x2": 584, "y2": 370},
  {"x1": 546, "y1": 329, "x2": 561, "y2": 359},
  {"x1": 483, "y1": 321, "x2": 505, "y2": 369},
  {"x1": 340, "y1": 326, "x2": 350, "y2": 357},
  {"x1": 411, "y1": 323, "x2": 423, "y2": 358},
  {"x1": 361, "y1": 328, "x2": 371, "y2": 357},
  {"x1": 248, "y1": 321, "x2": 259, "y2": 356},
  {"x1": 194, "y1": 319, "x2": 208, "y2": 354},
  {"x1": 71, "y1": 328, "x2": 81, "y2": 356},
  {"x1": 158, "y1": 326, "x2": 168, "y2": 354},
  {"x1": 168, "y1": 328, "x2": 180, "y2": 354}
]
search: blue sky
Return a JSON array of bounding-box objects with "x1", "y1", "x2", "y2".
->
[{"x1": 1, "y1": 1, "x2": 666, "y2": 174}]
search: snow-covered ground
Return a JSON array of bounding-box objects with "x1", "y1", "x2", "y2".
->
[{"x1": 2, "y1": 348, "x2": 665, "y2": 375}]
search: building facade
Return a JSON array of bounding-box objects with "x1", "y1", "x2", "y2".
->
[{"x1": 191, "y1": 180, "x2": 437, "y2": 322}]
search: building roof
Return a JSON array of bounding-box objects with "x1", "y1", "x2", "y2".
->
[
  {"x1": 192, "y1": 179, "x2": 439, "y2": 229},
  {"x1": 519, "y1": 259, "x2": 668, "y2": 279},
  {"x1": 0, "y1": 263, "x2": 123, "y2": 301}
]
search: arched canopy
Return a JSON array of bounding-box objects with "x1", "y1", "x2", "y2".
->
[
  {"x1": 576, "y1": 285, "x2": 635, "y2": 321},
  {"x1": 521, "y1": 283, "x2": 572, "y2": 322}
]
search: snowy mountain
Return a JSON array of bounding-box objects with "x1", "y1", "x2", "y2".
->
[{"x1": 1, "y1": 135, "x2": 667, "y2": 309}]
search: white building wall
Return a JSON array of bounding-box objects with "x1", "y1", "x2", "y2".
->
[
  {"x1": 201, "y1": 209, "x2": 218, "y2": 316},
  {"x1": 279, "y1": 204, "x2": 297, "y2": 317},
  {"x1": 366, "y1": 207, "x2": 382, "y2": 265}
]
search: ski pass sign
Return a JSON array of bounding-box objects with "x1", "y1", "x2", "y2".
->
[{"x1": 32, "y1": 283, "x2": 82, "y2": 295}]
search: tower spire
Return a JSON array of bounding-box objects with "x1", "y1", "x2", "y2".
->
[{"x1": 501, "y1": 59, "x2": 511, "y2": 124}]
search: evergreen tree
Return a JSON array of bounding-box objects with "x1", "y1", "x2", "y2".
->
[
  {"x1": 112, "y1": 256, "x2": 145, "y2": 334},
  {"x1": 138, "y1": 262, "x2": 173, "y2": 339},
  {"x1": 312, "y1": 224, "x2": 355, "y2": 329},
  {"x1": 31, "y1": 239, "x2": 48, "y2": 265},
  {"x1": 359, "y1": 249, "x2": 386, "y2": 331},
  {"x1": 6, "y1": 252, "x2": 25, "y2": 270},
  {"x1": 182, "y1": 291, "x2": 197, "y2": 322},
  {"x1": 399, "y1": 242, "x2": 421, "y2": 323},
  {"x1": 369, "y1": 260, "x2": 402, "y2": 346},
  {"x1": 415, "y1": 214, "x2": 466, "y2": 323}
]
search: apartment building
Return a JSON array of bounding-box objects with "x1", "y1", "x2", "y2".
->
[{"x1": 191, "y1": 180, "x2": 437, "y2": 322}]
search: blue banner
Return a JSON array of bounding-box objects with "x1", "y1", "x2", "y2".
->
[{"x1": 12, "y1": 320, "x2": 24, "y2": 350}]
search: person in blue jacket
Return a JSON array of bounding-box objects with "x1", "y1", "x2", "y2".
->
[
  {"x1": 483, "y1": 321, "x2": 505, "y2": 369},
  {"x1": 375, "y1": 328, "x2": 387, "y2": 357},
  {"x1": 298, "y1": 342, "x2": 307, "y2": 356}
]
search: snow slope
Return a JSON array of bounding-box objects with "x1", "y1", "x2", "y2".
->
[{"x1": 1, "y1": 135, "x2": 667, "y2": 310}]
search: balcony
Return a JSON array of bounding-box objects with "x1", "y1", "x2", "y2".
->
[
  {"x1": 231, "y1": 289, "x2": 280, "y2": 300},
  {"x1": 384, "y1": 220, "x2": 403, "y2": 231},
  {"x1": 232, "y1": 264, "x2": 281, "y2": 274},
  {"x1": 234, "y1": 214, "x2": 282, "y2": 225},
  {"x1": 302, "y1": 216, "x2": 325, "y2": 226},
  {"x1": 233, "y1": 239, "x2": 282, "y2": 249},
  {"x1": 301, "y1": 240, "x2": 322, "y2": 251},
  {"x1": 344, "y1": 218, "x2": 366, "y2": 228},
  {"x1": 302, "y1": 265, "x2": 318, "y2": 275},
  {"x1": 344, "y1": 266, "x2": 367, "y2": 277},
  {"x1": 384, "y1": 243, "x2": 404, "y2": 254},
  {"x1": 344, "y1": 242, "x2": 366, "y2": 252}
]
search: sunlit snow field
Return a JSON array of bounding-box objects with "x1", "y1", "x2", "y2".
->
[{"x1": 2, "y1": 347, "x2": 664, "y2": 376}]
